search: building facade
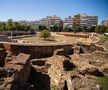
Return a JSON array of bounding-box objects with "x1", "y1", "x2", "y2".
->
[
  {"x1": 63, "y1": 16, "x2": 73, "y2": 28},
  {"x1": 48, "y1": 15, "x2": 62, "y2": 26},
  {"x1": 101, "y1": 19, "x2": 108, "y2": 27},
  {"x1": 73, "y1": 14, "x2": 80, "y2": 27},
  {"x1": 73, "y1": 14, "x2": 98, "y2": 28},
  {"x1": 38, "y1": 15, "x2": 62, "y2": 28},
  {"x1": 18, "y1": 20, "x2": 39, "y2": 29},
  {"x1": 87, "y1": 16, "x2": 98, "y2": 28},
  {"x1": 17, "y1": 14, "x2": 98, "y2": 30},
  {"x1": 80, "y1": 14, "x2": 88, "y2": 28},
  {"x1": 39, "y1": 18, "x2": 49, "y2": 27}
]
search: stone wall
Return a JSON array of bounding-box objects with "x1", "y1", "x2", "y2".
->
[
  {"x1": 76, "y1": 43, "x2": 104, "y2": 53},
  {"x1": 0, "y1": 42, "x2": 104, "y2": 59},
  {"x1": 47, "y1": 55, "x2": 63, "y2": 86},
  {"x1": 57, "y1": 32, "x2": 89, "y2": 38},
  {"x1": 0, "y1": 42, "x2": 73, "y2": 58},
  {"x1": 0, "y1": 53, "x2": 31, "y2": 90},
  {"x1": 5, "y1": 53, "x2": 31, "y2": 82},
  {"x1": 46, "y1": 49, "x2": 75, "y2": 89}
]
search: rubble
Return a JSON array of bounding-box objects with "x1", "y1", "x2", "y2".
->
[
  {"x1": 0, "y1": 42, "x2": 108, "y2": 90},
  {"x1": 100, "y1": 63, "x2": 108, "y2": 76},
  {"x1": 0, "y1": 53, "x2": 31, "y2": 90}
]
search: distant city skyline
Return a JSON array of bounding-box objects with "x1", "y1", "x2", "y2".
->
[{"x1": 0, "y1": 0, "x2": 108, "y2": 23}]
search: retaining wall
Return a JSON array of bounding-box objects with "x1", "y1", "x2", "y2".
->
[
  {"x1": 57, "y1": 32, "x2": 89, "y2": 38},
  {"x1": 0, "y1": 42, "x2": 73, "y2": 58}
]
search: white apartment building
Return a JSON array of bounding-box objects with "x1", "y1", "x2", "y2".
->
[
  {"x1": 73, "y1": 13, "x2": 98, "y2": 28},
  {"x1": 80, "y1": 14, "x2": 88, "y2": 28},
  {"x1": 39, "y1": 18, "x2": 49, "y2": 27},
  {"x1": 87, "y1": 16, "x2": 98, "y2": 28},
  {"x1": 19, "y1": 20, "x2": 29, "y2": 25},
  {"x1": 19, "y1": 20, "x2": 39, "y2": 29},
  {"x1": 18, "y1": 14, "x2": 98, "y2": 29},
  {"x1": 29, "y1": 21, "x2": 39, "y2": 29},
  {"x1": 48, "y1": 15, "x2": 61, "y2": 26},
  {"x1": 63, "y1": 16, "x2": 73, "y2": 28},
  {"x1": 38, "y1": 15, "x2": 61, "y2": 28},
  {"x1": 101, "y1": 19, "x2": 108, "y2": 26}
]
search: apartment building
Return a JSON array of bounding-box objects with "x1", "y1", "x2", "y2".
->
[
  {"x1": 48, "y1": 15, "x2": 61, "y2": 26},
  {"x1": 80, "y1": 14, "x2": 88, "y2": 28},
  {"x1": 38, "y1": 15, "x2": 62, "y2": 28},
  {"x1": 73, "y1": 14, "x2": 98, "y2": 28},
  {"x1": 29, "y1": 21, "x2": 39, "y2": 29},
  {"x1": 19, "y1": 20, "x2": 39, "y2": 29},
  {"x1": 73, "y1": 14, "x2": 80, "y2": 27},
  {"x1": 18, "y1": 14, "x2": 98, "y2": 30},
  {"x1": 101, "y1": 19, "x2": 108, "y2": 26},
  {"x1": 19, "y1": 20, "x2": 29, "y2": 25},
  {"x1": 63, "y1": 16, "x2": 73, "y2": 28},
  {"x1": 39, "y1": 18, "x2": 49, "y2": 27},
  {"x1": 87, "y1": 16, "x2": 98, "y2": 28}
]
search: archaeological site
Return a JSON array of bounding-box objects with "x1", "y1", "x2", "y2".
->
[{"x1": 0, "y1": 34, "x2": 108, "y2": 90}]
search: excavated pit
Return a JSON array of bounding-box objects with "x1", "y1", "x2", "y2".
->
[
  {"x1": 79, "y1": 47, "x2": 84, "y2": 54},
  {"x1": 64, "y1": 81, "x2": 68, "y2": 90},
  {"x1": 0, "y1": 49, "x2": 7, "y2": 67},
  {"x1": 0, "y1": 42, "x2": 107, "y2": 90},
  {"x1": 31, "y1": 60, "x2": 46, "y2": 66},
  {"x1": 63, "y1": 60, "x2": 75, "y2": 71},
  {"x1": 27, "y1": 67, "x2": 50, "y2": 90}
]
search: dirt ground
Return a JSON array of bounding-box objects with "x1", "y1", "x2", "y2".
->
[{"x1": 18, "y1": 32, "x2": 92, "y2": 44}]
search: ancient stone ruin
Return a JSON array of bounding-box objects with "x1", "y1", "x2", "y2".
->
[{"x1": 0, "y1": 42, "x2": 108, "y2": 90}]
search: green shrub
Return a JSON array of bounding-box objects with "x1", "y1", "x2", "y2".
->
[
  {"x1": 97, "y1": 76, "x2": 108, "y2": 90},
  {"x1": 99, "y1": 35, "x2": 108, "y2": 43},
  {"x1": 41, "y1": 30, "x2": 51, "y2": 40}
]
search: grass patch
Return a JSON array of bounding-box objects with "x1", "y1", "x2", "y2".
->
[
  {"x1": 19, "y1": 35, "x2": 57, "y2": 43},
  {"x1": 97, "y1": 76, "x2": 108, "y2": 90},
  {"x1": 99, "y1": 35, "x2": 108, "y2": 43}
]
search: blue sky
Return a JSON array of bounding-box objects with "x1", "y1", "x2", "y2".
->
[{"x1": 0, "y1": 0, "x2": 108, "y2": 23}]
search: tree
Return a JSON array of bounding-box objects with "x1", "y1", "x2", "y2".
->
[
  {"x1": 72, "y1": 26, "x2": 82, "y2": 32},
  {"x1": 101, "y1": 26, "x2": 107, "y2": 34},
  {"x1": 106, "y1": 27, "x2": 108, "y2": 33},
  {"x1": 26, "y1": 25, "x2": 31, "y2": 31},
  {"x1": 82, "y1": 26, "x2": 87, "y2": 32},
  {"x1": 63, "y1": 26, "x2": 72, "y2": 32},
  {"x1": 6, "y1": 19, "x2": 15, "y2": 31},
  {"x1": 59, "y1": 21, "x2": 63, "y2": 32},
  {"x1": 41, "y1": 30, "x2": 51, "y2": 40},
  {"x1": 14, "y1": 22, "x2": 21, "y2": 30},
  {"x1": 50, "y1": 24, "x2": 59, "y2": 32},
  {"x1": 77, "y1": 26, "x2": 82, "y2": 32},
  {"x1": 63, "y1": 26, "x2": 68, "y2": 32},
  {"x1": 87, "y1": 26, "x2": 95, "y2": 32},
  {"x1": 38, "y1": 25, "x2": 47, "y2": 31},
  {"x1": 95, "y1": 25, "x2": 107, "y2": 34},
  {"x1": 0, "y1": 22, "x2": 6, "y2": 31},
  {"x1": 95, "y1": 25, "x2": 101, "y2": 33}
]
